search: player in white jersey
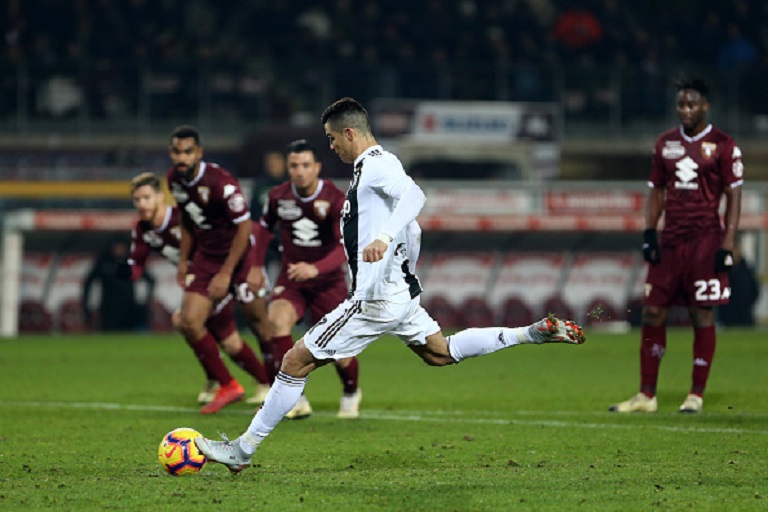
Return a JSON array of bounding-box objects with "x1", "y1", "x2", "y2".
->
[{"x1": 194, "y1": 97, "x2": 587, "y2": 473}]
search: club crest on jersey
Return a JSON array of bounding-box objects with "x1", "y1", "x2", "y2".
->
[
  {"x1": 313, "y1": 200, "x2": 331, "y2": 220},
  {"x1": 170, "y1": 226, "x2": 182, "y2": 242},
  {"x1": 227, "y1": 193, "x2": 246, "y2": 213},
  {"x1": 198, "y1": 186, "x2": 210, "y2": 204},
  {"x1": 701, "y1": 142, "x2": 717, "y2": 159},
  {"x1": 662, "y1": 141, "x2": 685, "y2": 159},
  {"x1": 277, "y1": 199, "x2": 302, "y2": 220}
]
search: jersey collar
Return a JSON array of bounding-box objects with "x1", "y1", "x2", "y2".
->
[
  {"x1": 679, "y1": 124, "x2": 712, "y2": 143},
  {"x1": 184, "y1": 161, "x2": 207, "y2": 186},
  {"x1": 155, "y1": 206, "x2": 173, "y2": 233},
  {"x1": 354, "y1": 145, "x2": 382, "y2": 167},
  {"x1": 291, "y1": 179, "x2": 324, "y2": 202}
]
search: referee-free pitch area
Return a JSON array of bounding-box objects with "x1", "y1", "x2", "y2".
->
[{"x1": 1, "y1": 328, "x2": 767, "y2": 511}]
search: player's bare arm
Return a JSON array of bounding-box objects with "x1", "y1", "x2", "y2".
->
[
  {"x1": 209, "y1": 218, "x2": 252, "y2": 301},
  {"x1": 721, "y1": 185, "x2": 742, "y2": 251},
  {"x1": 645, "y1": 187, "x2": 665, "y2": 230},
  {"x1": 177, "y1": 213, "x2": 194, "y2": 287}
]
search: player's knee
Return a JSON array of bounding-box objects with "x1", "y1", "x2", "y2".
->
[
  {"x1": 177, "y1": 310, "x2": 204, "y2": 337},
  {"x1": 641, "y1": 307, "x2": 666, "y2": 326},
  {"x1": 220, "y1": 334, "x2": 242, "y2": 355},
  {"x1": 420, "y1": 352, "x2": 453, "y2": 367}
]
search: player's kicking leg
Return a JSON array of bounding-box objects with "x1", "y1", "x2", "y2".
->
[{"x1": 196, "y1": 340, "x2": 327, "y2": 472}]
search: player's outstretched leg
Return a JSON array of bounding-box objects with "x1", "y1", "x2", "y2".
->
[
  {"x1": 528, "y1": 313, "x2": 586, "y2": 344},
  {"x1": 195, "y1": 433, "x2": 252, "y2": 474}
]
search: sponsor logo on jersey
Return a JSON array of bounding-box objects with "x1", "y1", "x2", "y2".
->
[
  {"x1": 314, "y1": 200, "x2": 331, "y2": 220},
  {"x1": 143, "y1": 231, "x2": 163, "y2": 247},
  {"x1": 293, "y1": 217, "x2": 321, "y2": 247},
  {"x1": 277, "y1": 199, "x2": 302, "y2": 220},
  {"x1": 662, "y1": 141, "x2": 685, "y2": 159},
  {"x1": 701, "y1": 142, "x2": 717, "y2": 159},
  {"x1": 198, "y1": 186, "x2": 210, "y2": 204},
  {"x1": 674, "y1": 156, "x2": 699, "y2": 190}
]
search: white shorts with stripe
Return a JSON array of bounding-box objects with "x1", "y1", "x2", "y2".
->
[{"x1": 303, "y1": 296, "x2": 441, "y2": 360}]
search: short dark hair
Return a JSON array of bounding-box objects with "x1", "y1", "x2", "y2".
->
[
  {"x1": 321, "y1": 97, "x2": 371, "y2": 134},
  {"x1": 285, "y1": 139, "x2": 319, "y2": 160},
  {"x1": 170, "y1": 125, "x2": 202, "y2": 146},
  {"x1": 131, "y1": 172, "x2": 161, "y2": 193},
  {"x1": 675, "y1": 77, "x2": 710, "y2": 99}
]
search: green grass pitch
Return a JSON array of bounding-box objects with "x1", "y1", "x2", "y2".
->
[{"x1": 1, "y1": 327, "x2": 767, "y2": 511}]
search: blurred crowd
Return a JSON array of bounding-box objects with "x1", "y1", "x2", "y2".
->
[{"x1": 2, "y1": 0, "x2": 768, "y2": 121}]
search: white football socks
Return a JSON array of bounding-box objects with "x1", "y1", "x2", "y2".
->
[
  {"x1": 447, "y1": 326, "x2": 533, "y2": 362},
  {"x1": 239, "y1": 371, "x2": 307, "y2": 455}
]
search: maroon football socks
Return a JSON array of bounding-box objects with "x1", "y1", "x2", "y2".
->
[{"x1": 639, "y1": 325, "x2": 666, "y2": 397}]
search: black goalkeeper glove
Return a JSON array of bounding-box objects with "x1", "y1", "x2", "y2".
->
[
  {"x1": 115, "y1": 261, "x2": 133, "y2": 280},
  {"x1": 715, "y1": 249, "x2": 734, "y2": 273},
  {"x1": 642, "y1": 229, "x2": 660, "y2": 264}
]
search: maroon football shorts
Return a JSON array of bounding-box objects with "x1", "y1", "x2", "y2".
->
[
  {"x1": 185, "y1": 251, "x2": 258, "y2": 304},
  {"x1": 205, "y1": 296, "x2": 237, "y2": 342},
  {"x1": 271, "y1": 273, "x2": 349, "y2": 324},
  {"x1": 644, "y1": 231, "x2": 730, "y2": 307}
]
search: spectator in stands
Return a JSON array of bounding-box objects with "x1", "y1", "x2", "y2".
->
[
  {"x1": 718, "y1": 245, "x2": 760, "y2": 327},
  {"x1": 82, "y1": 236, "x2": 153, "y2": 331},
  {"x1": 610, "y1": 77, "x2": 744, "y2": 415}
]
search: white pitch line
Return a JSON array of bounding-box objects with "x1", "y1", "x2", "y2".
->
[{"x1": 2, "y1": 400, "x2": 768, "y2": 436}]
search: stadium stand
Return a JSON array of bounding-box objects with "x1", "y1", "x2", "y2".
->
[
  {"x1": 560, "y1": 253, "x2": 638, "y2": 324},
  {"x1": 421, "y1": 252, "x2": 497, "y2": 329},
  {"x1": 490, "y1": 252, "x2": 568, "y2": 323}
]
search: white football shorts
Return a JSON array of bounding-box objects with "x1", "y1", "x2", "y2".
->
[{"x1": 303, "y1": 296, "x2": 441, "y2": 360}]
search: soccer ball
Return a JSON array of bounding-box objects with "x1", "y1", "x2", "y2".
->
[{"x1": 158, "y1": 428, "x2": 207, "y2": 476}]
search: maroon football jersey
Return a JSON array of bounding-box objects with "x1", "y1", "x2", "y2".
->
[
  {"x1": 127, "y1": 206, "x2": 182, "y2": 279},
  {"x1": 167, "y1": 161, "x2": 250, "y2": 259},
  {"x1": 258, "y1": 179, "x2": 345, "y2": 277},
  {"x1": 649, "y1": 124, "x2": 744, "y2": 245}
]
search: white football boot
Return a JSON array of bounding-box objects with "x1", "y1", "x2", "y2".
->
[
  {"x1": 679, "y1": 394, "x2": 703, "y2": 413},
  {"x1": 194, "y1": 433, "x2": 252, "y2": 473},
  {"x1": 284, "y1": 395, "x2": 313, "y2": 420},
  {"x1": 609, "y1": 392, "x2": 658, "y2": 413},
  {"x1": 245, "y1": 384, "x2": 271, "y2": 405},
  {"x1": 197, "y1": 380, "x2": 220, "y2": 405},
  {"x1": 337, "y1": 388, "x2": 362, "y2": 419},
  {"x1": 528, "y1": 313, "x2": 586, "y2": 344}
]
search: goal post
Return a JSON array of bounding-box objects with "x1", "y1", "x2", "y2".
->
[{"x1": 1, "y1": 210, "x2": 136, "y2": 337}]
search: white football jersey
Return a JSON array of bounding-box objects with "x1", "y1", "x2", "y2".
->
[{"x1": 342, "y1": 145, "x2": 422, "y2": 302}]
